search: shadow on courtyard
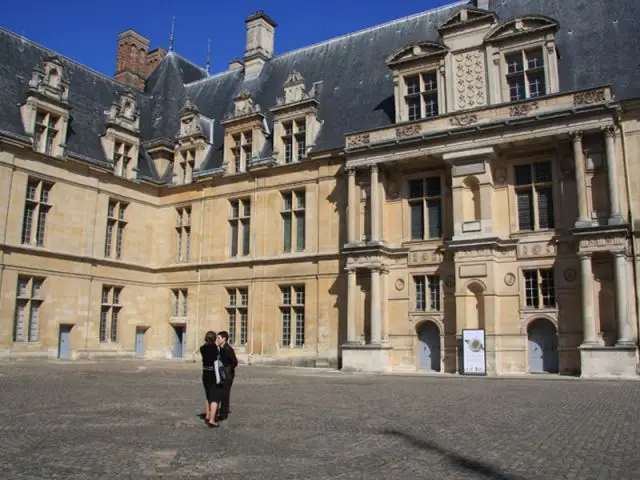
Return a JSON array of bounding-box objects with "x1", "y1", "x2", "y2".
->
[{"x1": 381, "y1": 429, "x2": 526, "y2": 480}]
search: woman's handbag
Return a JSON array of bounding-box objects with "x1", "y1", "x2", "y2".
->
[{"x1": 214, "y1": 352, "x2": 226, "y2": 385}]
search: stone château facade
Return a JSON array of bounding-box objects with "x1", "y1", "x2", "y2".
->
[{"x1": 1, "y1": 0, "x2": 640, "y2": 378}]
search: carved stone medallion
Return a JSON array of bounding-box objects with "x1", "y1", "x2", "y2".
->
[
  {"x1": 395, "y1": 278, "x2": 405, "y2": 291},
  {"x1": 504, "y1": 273, "x2": 516, "y2": 287},
  {"x1": 563, "y1": 268, "x2": 576, "y2": 282}
]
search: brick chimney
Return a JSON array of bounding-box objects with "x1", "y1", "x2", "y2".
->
[
  {"x1": 244, "y1": 11, "x2": 276, "y2": 77},
  {"x1": 115, "y1": 30, "x2": 152, "y2": 90}
]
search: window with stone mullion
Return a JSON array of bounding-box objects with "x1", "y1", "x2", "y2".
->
[
  {"x1": 506, "y1": 48, "x2": 546, "y2": 102},
  {"x1": 100, "y1": 285, "x2": 122, "y2": 343},
  {"x1": 408, "y1": 177, "x2": 442, "y2": 240},
  {"x1": 280, "y1": 285, "x2": 305, "y2": 347},
  {"x1": 514, "y1": 162, "x2": 554, "y2": 231},
  {"x1": 13, "y1": 276, "x2": 43, "y2": 343},
  {"x1": 21, "y1": 179, "x2": 51, "y2": 247},
  {"x1": 523, "y1": 269, "x2": 555, "y2": 309}
]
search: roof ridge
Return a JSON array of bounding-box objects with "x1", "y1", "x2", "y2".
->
[
  {"x1": 167, "y1": 51, "x2": 209, "y2": 73},
  {"x1": 184, "y1": 67, "x2": 237, "y2": 87},
  {"x1": 0, "y1": 26, "x2": 151, "y2": 95}
]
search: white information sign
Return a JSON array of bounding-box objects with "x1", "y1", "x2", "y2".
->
[{"x1": 462, "y1": 329, "x2": 486, "y2": 375}]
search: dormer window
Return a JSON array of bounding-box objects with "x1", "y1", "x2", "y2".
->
[
  {"x1": 505, "y1": 48, "x2": 546, "y2": 101},
  {"x1": 177, "y1": 148, "x2": 196, "y2": 184},
  {"x1": 113, "y1": 140, "x2": 133, "y2": 177},
  {"x1": 231, "y1": 131, "x2": 253, "y2": 174},
  {"x1": 283, "y1": 120, "x2": 306, "y2": 163},
  {"x1": 34, "y1": 110, "x2": 60, "y2": 155},
  {"x1": 405, "y1": 72, "x2": 439, "y2": 121}
]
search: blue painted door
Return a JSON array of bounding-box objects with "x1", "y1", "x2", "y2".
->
[
  {"x1": 528, "y1": 320, "x2": 559, "y2": 373},
  {"x1": 135, "y1": 329, "x2": 145, "y2": 357},
  {"x1": 58, "y1": 325, "x2": 71, "y2": 359},
  {"x1": 173, "y1": 326, "x2": 185, "y2": 359},
  {"x1": 418, "y1": 322, "x2": 441, "y2": 371}
]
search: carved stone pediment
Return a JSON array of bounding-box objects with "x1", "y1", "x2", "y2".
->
[
  {"x1": 27, "y1": 55, "x2": 70, "y2": 106},
  {"x1": 386, "y1": 41, "x2": 449, "y2": 68},
  {"x1": 438, "y1": 7, "x2": 497, "y2": 33},
  {"x1": 274, "y1": 71, "x2": 319, "y2": 108},
  {"x1": 106, "y1": 88, "x2": 139, "y2": 133},
  {"x1": 225, "y1": 90, "x2": 262, "y2": 121},
  {"x1": 484, "y1": 15, "x2": 559, "y2": 43},
  {"x1": 178, "y1": 100, "x2": 205, "y2": 139}
]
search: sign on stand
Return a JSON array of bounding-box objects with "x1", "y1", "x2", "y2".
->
[{"x1": 462, "y1": 329, "x2": 486, "y2": 375}]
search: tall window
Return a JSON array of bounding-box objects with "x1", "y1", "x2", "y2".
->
[
  {"x1": 231, "y1": 131, "x2": 252, "y2": 173},
  {"x1": 178, "y1": 149, "x2": 196, "y2": 184},
  {"x1": 280, "y1": 285, "x2": 305, "y2": 347},
  {"x1": 13, "y1": 276, "x2": 44, "y2": 343},
  {"x1": 104, "y1": 199, "x2": 127, "y2": 259},
  {"x1": 514, "y1": 162, "x2": 554, "y2": 231},
  {"x1": 282, "y1": 190, "x2": 306, "y2": 252},
  {"x1": 21, "y1": 178, "x2": 52, "y2": 247},
  {"x1": 523, "y1": 269, "x2": 555, "y2": 309},
  {"x1": 172, "y1": 289, "x2": 188, "y2": 317},
  {"x1": 176, "y1": 206, "x2": 191, "y2": 262},
  {"x1": 408, "y1": 177, "x2": 442, "y2": 240},
  {"x1": 113, "y1": 140, "x2": 133, "y2": 178},
  {"x1": 226, "y1": 287, "x2": 249, "y2": 346},
  {"x1": 100, "y1": 285, "x2": 122, "y2": 343},
  {"x1": 282, "y1": 119, "x2": 307, "y2": 163},
  {"x1": 505, "y1": 48, "x2": 546, "y2": 102},
  {"x1": 413, "y1": 275, "x2": 441, "y2": 311},
  {"x1": 229, "y1": 199, "x2": 251, "y2": 257},
  {"x1": 33, "y1": 110, "x2": 59, "y2": 155},
  {"x1": 404, "y1": 72, "x2": 439, "y2": 121}
]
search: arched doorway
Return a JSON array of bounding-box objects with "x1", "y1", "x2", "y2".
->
[
  {"x1": 418, "y1": 322, "x2": 441, "y2": 372},
  {"x1": 527, "y1": 318, "x2": 559, "y2": 374}
]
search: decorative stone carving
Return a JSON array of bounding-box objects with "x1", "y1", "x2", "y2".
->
[
  {"x1": 395, "y1": 279, "x2": 405, "y2": 291},
  {"x1": 106, "y1": 88, "x2": 140, "y2": 133},
  {"x1": 563, "y1": 268, "x2": 576, "y2": 282},
  {"x1": 504, "y1": 273, "x2": 516, "y2": 286},
  {"x1": 347, "y1": 133, "x2": 370, "y2": 149},
  {"x1": 386, "y1": 179, "x2": 400, "y2": 200},
  {"x1": 27, "y1": 55, "x2": 70, "y2": 105},
  {"x1": 454, "y1": 50, "x2": 486, "y2": 109},
  {"x1": 409, "y1": 250, "x2": 444, "y2": 265},
  {"x1": 275, "y1": 71, "x2": 319, "y2": 106},
  {"x1": 226, "y1": 90, "x2": 262, "y2": 119},
  {"x1": 559, "y1": 155, "x2": 574, "y2": 179},
  {"x1": 603, "y1": 125, "x2": 617, "y2": 138},
  {"x1": 573, "y1": 89, "x2": 606, "y2": 106},
  {"x1": 449, "y1": 113, "x2": 478, "y2": 127},
  {"x1": 578, "y1": 235, "x2": 627, "y2": 252},
  {"x1": 445, "y1": 276, "x2": 455, "y2": 288},
  {"x1": 517, "y1": 242, "x2": 556, "y2": 258},
  {"x1": 493, "y1": 167, "x2": 506, "y2": 186},
  {"x1": 509, "y1": 101, "x2": 539, "y2": 117},
  {"x1": 395, "y1": 124, "x2": 422, "y2": 138},
  {"x1": 178, "y1": 100, "x2": 203, "y2": 139}
]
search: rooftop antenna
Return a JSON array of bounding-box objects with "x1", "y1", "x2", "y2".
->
[
  {"x1": 168, "y1": 16, "x2": 176, "y2": 52},
  {"x1": 205, "y1": 38, "x2": 211, "y2": 74}
]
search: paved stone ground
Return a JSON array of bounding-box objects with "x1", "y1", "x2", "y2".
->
[{"x1": 1, "y1": 361, "x2": 639, "y2": 480}]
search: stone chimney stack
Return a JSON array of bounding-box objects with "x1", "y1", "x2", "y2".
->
[
  {"x1": 244, "y1": 11, "x2": 277, "y2": 77},
  {"x1": 476, "y1": 0, "x2": 490, "y2": 9}
]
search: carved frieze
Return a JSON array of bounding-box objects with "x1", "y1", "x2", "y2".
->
[
  {"x1": 454, "y1": 50, "x2": 486, "y2": 109},
  {"x1": 578, "y1": 235, "x2": 627, "y2": 253},
  {"x1": 517, "y1": 242, "x2": 556, "y2": 258},
  {"x1": 449, "y1": 113, "x2": 478, "y2": 127},
  {"x1": 409, "y1": 250, "x2": 443, "y2": 266},
  {"x1": 573, "y1": 89, "x2": 606, "y2": 106},
  {"x1": 347, "y1": 133, "x2": 370, "y2": 149},
  {"x1": 454, "y1": 247, "x2": 516, "y2": 260},
  {"x1": 509, "y1": 101, "x2": 539, "y2": 117},
  {"x1": 395, "y1": 124, "x2": 422, "y2": 138}
]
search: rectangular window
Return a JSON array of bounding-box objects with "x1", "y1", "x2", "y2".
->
[
  {"x1": 229, "y1": 199, "x2": 251, "y2": 257},
  {"x1": 230, "y1": 131, "x2": 252, "y2": 173},
  {"x1": 523, "y1": 269, "x2": 555, "y2": 309},
  {"x1": 21, "y1": 179, "x2": 52, "y2": 247},
  {"x1": 177, "y1": 149, "x2": 196, "y2": 184},
  {"x1": 176, "y1": 206, "x2": 191, "y2": 262},
  {"x1": 282, "y1": 120, "x2": 307, "y2": 163},
  {"x1": 104, "y1": 199, "x2": 127, "y2": 259},
  {"x1": 282, "y1": 190, "x2": 306, "y2": 252},
  {"x1": 171, "y1": 289, "x2": 188, "y2": 317},
  {"x1": 226, "y1": 287, "x2": 248, "y2": 346},
  {"x1": 33, "y1": 110, "x2": 59, "y2": 155},
  {"x1": 404, "y1": 72, "x2": 439, "y2": 121},
  {"x1": 280, "y1": 285, "x2": 305, "y2": 347},
  {"x1": 13, "y1": 276, "x2": 45, "y2": 343},
  {"x1": 413, "y1": 275, "x2": 441, "y2": 311},
  {"x1": 514, "y1": 162, "x2": 554, "y2": 231},
  {"x1": 100, "y1": 285, "x2": 123, "y2": 343},
  {"x1": 408, "y1": 176, "x2": 442, "y2": 240},
  {"x1": 113, "y1": 140, "x2": 133, "y2": 178},
  {"x1": 505, "y1": 48, "x2": 546, "y2": 102}
]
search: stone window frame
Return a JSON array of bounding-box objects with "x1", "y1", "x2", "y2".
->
[
  {"x1": 226, "y1": 286, "x2": 249, "y2": 348},
  {"x1": 229, "y1": 198, "x2": 251, "y2": 257},
  {"x1": 21, "y1": 101, "x2": 70, "y2": 159},
  {"x1": 100, "y1": 285, "x2": 123, "y2": 343},
  {"x1": 519, "y1": 266, "x2": 557, "y2": 311},
  {"x1": 281, "y1": 118, "x2": 307, "y2": 164},
  {"x1": 281, "y1": 189, "x2": 306, "y2": 253},
  {"x1": 279, "y1": 284, "x2": 306, "y2": 348},
  {"x1": 410, "y1": 273, "x2": 442, "y2": 313},
  {"x1": 401, "y1": 68, "x2": 443, "y2": 122},
  {"x1": 103, "y1": 130, "x2": 141, "y2": 181},
  {"x1": 175, "y1": 205, "x2": 192, "y2": 263},
  {"x1": 403, "y1": 169, "x2": 448, "y2": 243},
  {"x1": 174, "y1": 147, "x2": 197, "y2": 185},
  {"x1": 171, "y1": 288, "x2": 188, "y2": 318},
  {"x1": 229, "y1": 130, "x2": 254, "y2": 174},
  {"x1": 104, "y1": 199, "x2": 128, "y2": 260},
  {"x1": 13, "y1": 275, "x2": 45, "y2": 344},
  {"x1": 21, "y1": 177, "x2": 53, "y2": 248}
]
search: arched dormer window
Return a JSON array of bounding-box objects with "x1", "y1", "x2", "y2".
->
[{"x1": 386, "y1": 42, "x2": 449, "y2": 123}]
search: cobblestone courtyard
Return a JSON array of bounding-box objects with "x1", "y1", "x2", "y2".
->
[{"x1": 1, "y1": 361, "x2": 639, "y2": 479}]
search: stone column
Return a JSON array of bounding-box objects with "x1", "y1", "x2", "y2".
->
[
  {"x1": 370, "y1": 164, "x2": 379, "y2": 242},
  {"x1": 614, "y1": 251, "x2": 635, "y2": 345},
  {"x1": 346, "y1": 268, "x2": 357, "y2": 343},
  {"x1": 578, "y1": 252, "x2": 600, "y2": 345},
  {"x1": 347, "y1": 167, "x2": 356, "y2": 244},
  {"x1": 604, "y1": 126, "x2": 624, "y2": 225},
  {"x1": 370, "y1": 267, "x2": 381, "y2": 344},
  {"x1": 381, "y1": 267, "x2": 389, "y2": 344},
  {"x1": 572, "y1": 132, "x2": 591, "y2": 227}
]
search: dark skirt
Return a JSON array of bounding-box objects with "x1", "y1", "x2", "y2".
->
[{"x1": 202, "y1": 370, "x2": 223, "y2": 403}]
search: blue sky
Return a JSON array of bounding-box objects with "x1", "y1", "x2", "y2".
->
[{"x1": 1, "y1": 0, "x2": 456, "y2": 76}]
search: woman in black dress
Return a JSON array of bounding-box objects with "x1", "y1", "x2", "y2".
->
[{"x1": 200, "y1": 331, "x2": 223, "y2": 427}]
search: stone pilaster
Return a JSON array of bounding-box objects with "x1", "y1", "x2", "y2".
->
[
  {"x1": 347, "y1": 167, "x2": 356, "y2": 244},
  {"x1": 604, "y1": 126, "x2": 624, "y2": 225},
  {"x1": 346, "y1": 267, "x2": 357, "y2": 343},
  {"x1": 370, "y1": 267, "x2": 381, "y2": 344},
  {"x1": 614, "y1": 252, "x2": 635, "y2": 346},
  {"x1": 578, "y1": 252, "x2": 601, "y2": 345},
  {"x1": 370, "y1": 165, "x2": 379, "y2": 242}
]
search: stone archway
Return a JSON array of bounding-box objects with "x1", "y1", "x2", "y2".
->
[
  {"x1": 527, "y1": 318, "x2": 559, "y2": 374},
  {"x1": 417, "y1": 321, "x2": 441, "y2": 372}
]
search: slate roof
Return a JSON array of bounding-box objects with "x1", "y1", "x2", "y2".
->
[{"x1": 1, "y1": 0, "x2": 639, "y2": 183}]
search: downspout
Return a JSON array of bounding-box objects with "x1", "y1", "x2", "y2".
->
[
  {"x1": 194, "y1": 184, "x2": 205, "y2": 361},
  {"x1": 616, "y1": 110, "x2": 640, "y2": 350},
  {"x1": 250, "y1": 176, "x2": 258, "y2": 363}
]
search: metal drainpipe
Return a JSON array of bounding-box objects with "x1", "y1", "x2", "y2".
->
[
  {"x1": 249, "y1": 175, "x2": 258, "y2": 363},
  {"x1": 616, "y1": 111, "x2": 640, "y2": 348}
]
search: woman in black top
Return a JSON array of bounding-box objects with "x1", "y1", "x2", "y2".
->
[{"x1": 200, "y1": 331, "x2": 223, "y2": 427}]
